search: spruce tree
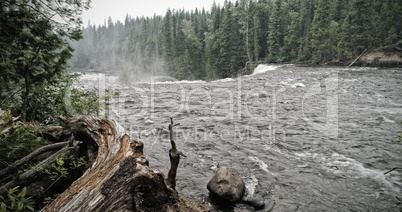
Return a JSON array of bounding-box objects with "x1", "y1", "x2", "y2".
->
[
  {"x1": 309, "y1": 0, "x2": 336, "y2": 62},
  {"x1": 340, "y1": 0, "x2": 377, "y2": 59},
  {"x1": 217, "y1": 3, "x2": 233, "y2": 78},
  {"x1": 0, "y1": 0, "x2": 90, "y2": 122},
  {"x1": 282, "y1": 0, "x2": 302, "y2": 61},
  {"x1": 297, "y1": 0, "x2": 314, "y2": 61},
  {"x1": 267, "y1": 0, "x2": 283, "y2": 63}
]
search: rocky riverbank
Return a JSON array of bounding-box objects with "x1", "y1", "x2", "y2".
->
[{"x1": 357, "y1": 51, "x2": 402, "y2": 67}]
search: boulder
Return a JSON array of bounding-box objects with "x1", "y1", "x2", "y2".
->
[{"x1": 207, "y1": 167, "x2": 245, "y2": 202}]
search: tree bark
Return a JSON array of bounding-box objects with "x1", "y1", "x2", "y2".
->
[
  {"x1": 39, "y1": 116, "x2": 207, "y2": 212},
  {"x1": 0, "y1": 116, "x2": 208, "y2": 211}
]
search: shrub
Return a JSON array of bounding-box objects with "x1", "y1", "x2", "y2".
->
[{"x1": 0, "y1": 186, "x2": 35, "y2": 212}]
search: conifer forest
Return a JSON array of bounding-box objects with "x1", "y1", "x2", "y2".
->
[{"x1": 70, "y1": 0, "x2": 401, "y2": 81}]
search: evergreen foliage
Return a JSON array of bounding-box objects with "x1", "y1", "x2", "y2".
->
[
  {"x1": 0, "y1": 0, "x2": 91, "y2": 123},
  {"x1": 0, "y1": 111, "x2": 47, "y2": 170},
  {"x1": 71, "y1": 0, "x2": 401, "y2": 80}
]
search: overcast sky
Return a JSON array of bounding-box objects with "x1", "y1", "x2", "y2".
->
[{"x1": 82, "y1": 0, "x2": 229, "y2": 26}]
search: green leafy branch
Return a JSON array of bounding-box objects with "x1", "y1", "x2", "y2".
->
[
  {"x1": 0, "y1": 111, "x2": 47, "y2": 170},
  {"x1": 0, "y1": 186, "x2": 35, "y2": 212},
  {"x1": 44, "y1": 147, "x2": 85, "y2": 180}
]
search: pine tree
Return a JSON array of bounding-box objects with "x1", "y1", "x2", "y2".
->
[
  {"x1": 230, "y1": 2, "x2": 247, "y2": 74},
  {"x1": 163, "y1": 9, "x2": 174, "y2": 74},
  {"x1": 216, "y1": 1, "x2": 245, "y2": 78},
  {"x1": 252, "y1": 14, "x2": 261, "y2": 61},
  {"x1": 204, "y1": 4, "x2": 222, "y2": 80},
  {"x1": 297, "y1": 0, "x2": 314, "y2": 61},
  {"x1": 217, "y1": 3, "x2": 233, "y2": 78},
  {"x1": 254, "y1": 1, "x2": 271, "y2": 60},
  {"x1": 309, "y1": 0, "x2": 337, "y2": 62},
  {"x1": 0, "y1": 0, "x2": 90, "y2": 121},
  {"x1": 267, "y1": 0, "x2": 283, "y2": 62},
  {"x1": 377, "y1": 1, "x2": 401, "y2": 47},
  {"x1": 340, "y1": 0, "x2": 377, "y2": 59},
  {"x1": 173, "y1": 11, "x2": 188, "y2": 79},
  {"x1": 282, "y1": 0, "x2": 302, "y2": 61},
  {"x1": 236, "y1": 0, "x2": 252, "y2": 62}
]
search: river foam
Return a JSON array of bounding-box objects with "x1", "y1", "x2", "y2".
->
[
  {"x1": 252, "y1": 64, "x2": 281, "y2": 75},
  {"x1": 78, "y1": 65, "x2": 402, "y2": 211}
]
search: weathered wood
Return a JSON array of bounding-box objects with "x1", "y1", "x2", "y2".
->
[
  {"x1": 166, "y1": 118, "x2": 186, "y2": 190},
  {"x1": 348, "y1": 48, "x2": 367, "y2": 67},
  {"x1": 40, "y1": 116, "x2": 208, "y2": 212},
  {"x1": 0, "y1": 116, "x2": 208, "y2": 211},
  {"x1": 38, "y1": 125, "x2": 65, "y2": 142}
]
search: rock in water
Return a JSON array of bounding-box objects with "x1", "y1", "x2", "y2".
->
[
  {"x1": 207, "y1": 167, "x2": 245, "y2": 202},
  {"x1": 241, "y1": 196, "x2": 265, "y2": 210}
]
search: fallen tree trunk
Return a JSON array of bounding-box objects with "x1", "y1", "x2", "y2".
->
[
  {"x1": 348, "y1": 48, "x2": 367, "y2": 67},
  {"x1": 40, "y1": 116, "x2": 208, "y2": 211},
  {"x1": 0, "y1": 116, "x2": 208, "y2": 211}
]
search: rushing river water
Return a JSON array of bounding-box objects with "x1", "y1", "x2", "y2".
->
[{"x1": 78, "y1": 65, "x2": 401, "y2": 211}]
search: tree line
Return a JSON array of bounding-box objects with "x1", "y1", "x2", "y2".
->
[{"x1": 70, "y1": 0, "x2": 401, "y2": 80}]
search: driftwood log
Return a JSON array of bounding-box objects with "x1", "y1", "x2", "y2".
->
[
  {"x1": 0, "y1": 116, "x2": 209, "y2": 211},
  {"x1": 43, "y1": 116, "x2": 208, "y2": 211}
]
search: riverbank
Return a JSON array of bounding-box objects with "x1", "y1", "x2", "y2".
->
[
  {"x1": 240, "y1": 50, "x2": 401, "y2": 77},
  {"x1": 356, "y1": 51, "x2": 402, "y2": 67}
]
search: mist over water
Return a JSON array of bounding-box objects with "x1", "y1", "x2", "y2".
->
[{"x1": 76, "y1": 65, "x2": 402, "y2": 211}]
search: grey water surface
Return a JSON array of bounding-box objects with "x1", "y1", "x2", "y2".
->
[{"x1": 79, "y1": 65, "x2": 402, "y2": 211}]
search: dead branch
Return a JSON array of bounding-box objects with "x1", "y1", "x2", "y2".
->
[
  {"x1": 0, "y1": 145, "x2": 72, "y2": 197},
  {"x1": 348, "y1": 48, "x2": 367, "y2": 67},
  {"x1": 384, "y1": 167, "x2": 400, "y2": 175},
  {"x1": 41, "y1": 117, "x2": 179, "y2": 211},
  {"x1": 166, "y1": 118, "x2": 185, "y2": 190},
  {"x1": 0, "y1": 116, "x2": 208, "y2": 211},
  {"x1": 0, "y1": 141, "x2": 69, "y2": 179}
]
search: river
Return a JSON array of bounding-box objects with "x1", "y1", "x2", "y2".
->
[{"x1": 77, "y1": 65, "x2": 402, "y2": 211}]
